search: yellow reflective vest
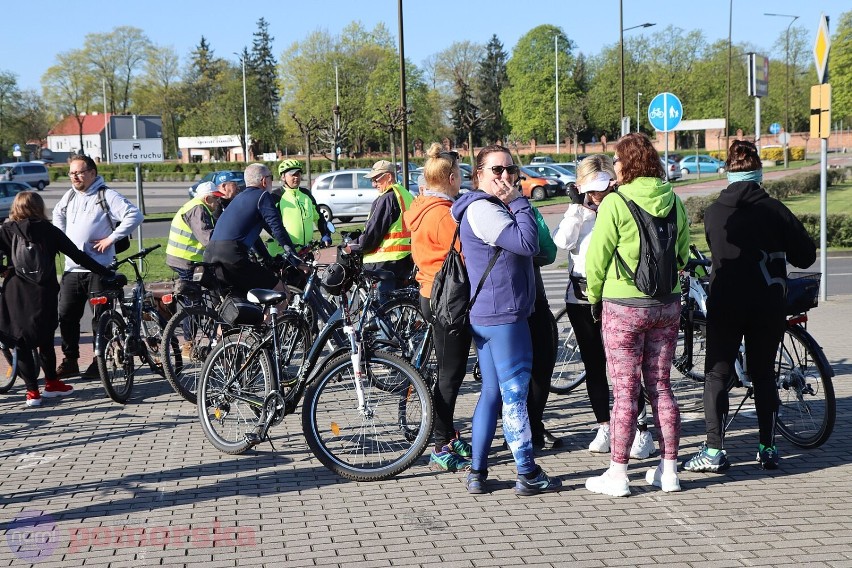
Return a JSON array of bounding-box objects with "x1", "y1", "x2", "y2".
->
[
  {"x1": 166, "y1": 197, "x2": 214, "y2": 263},
  {"x1": 363, "y1": 184, "x2": 414, "y2": 263},
  {"x1": 268, "y1": 187, "x2": 318, "y2": 255}
]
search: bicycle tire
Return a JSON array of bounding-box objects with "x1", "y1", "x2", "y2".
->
[
  {"x1": 551, "y1": 307, "x2": 586, "y2": 395},
  {"x1": 774, "y1": 324, "x2": 835, "y2": 449},
  {"x1": 273, "y1": 312, "x2": 310, "y2": 399},
  {"x1": 161, "y1": 305, "x2": 223, "y2": 404},
  {"x1": 96, "y1": 311, "x2": 135, "y2": 404},
  {"x1": 376, "y1": 297, "x2": 437, "y2": 387},
  {"x1": 665, "y1": 311, "x2": 708, "y2": 412},
  {"x1": 140, "y1": 306, "x2": 168, "y2": 377},
  {"x1": 301, "y1": 349, "x2": 433, "y2": 481},
  {"x1": 197, "y1": 332, "x2": 273, "y2": 455},
  {"x1": 0, "y1": 342, "x2": 18, "y2": 394}
]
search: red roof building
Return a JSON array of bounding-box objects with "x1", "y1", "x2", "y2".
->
[{"x1": 47, "y1": 112, "x2": 112, "y2": 161}]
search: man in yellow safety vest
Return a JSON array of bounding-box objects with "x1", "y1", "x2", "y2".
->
[
  {"x1": 166, "y1": 181, "x2": 224, "y2": 282},
  {"x1": 345, "y1": 160, "x2": 414, "y2": 300}
]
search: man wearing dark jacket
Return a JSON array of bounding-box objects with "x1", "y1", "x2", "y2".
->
[{"x1": 683, "y1": 140, "x2": 816, "y2": 473}]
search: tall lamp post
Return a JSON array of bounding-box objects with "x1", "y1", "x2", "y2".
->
[
  {"x1": 234, "y1": 51, "x2": 250, "y2": 162},
  {"x1": 765, "y1": 12, "x2": 799, "y2": 169},
  {"x1": 619, "y1": 1, "x2": 655, "y2": 136},
  {"x1": 555, "y1": 34, "x2": 560, "y2": 154},
  {"x1": 636, "y1": 92, "x2": 642, "y2": 132}
]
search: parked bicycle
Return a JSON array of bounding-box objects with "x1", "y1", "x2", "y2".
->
[
  {"x1": 196, "y1": 249, "x2": 434, "y2": 481},
  {"x1": 90, "y1": 245, "x2": 173, "y2": 404}
]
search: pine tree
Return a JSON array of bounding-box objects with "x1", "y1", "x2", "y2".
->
[
  {"x1": 476, "y1": 35, "x2": 508, "y2": 144},
  {"x1": 248, "y1": 17, "x2": 281, "y2": 154}
]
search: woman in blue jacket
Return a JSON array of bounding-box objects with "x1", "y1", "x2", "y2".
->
[{"x1": 450, "y1": 145, "x2": 561, "y2": 496}]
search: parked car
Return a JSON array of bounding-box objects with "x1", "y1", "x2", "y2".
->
[
  {"x1": 678, "y1": 155, "x2": 725, "y2": 176},
  {"x1": 310, "y1": 169, "x2": 378, "y2": 223},
  {"x1": 188, "y1": 170, "x2": 245, "y2": 198},
  {"x1": 524, "y1": 164, "x2": 576, "y2": 193},
  {"x1": 551, "y1": 162, "x2": 577, "y2": 175},
  {"x1": 529, "y1": 156, "x2": 555, "y2": 164},
  {"x1": 0, "y1": 180, "x2": 31, "y2": 220},
  {"x1": 661, "y1": 158, "x2": 683, "y2": 182},
  {"x1": 518, "y1": 166, "x2": 562, "y2": 201},
  {"x1": 0, "y1": 162, "x2": 50, "y2": 191}
]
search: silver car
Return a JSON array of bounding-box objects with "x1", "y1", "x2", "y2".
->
[
  {"x1": 310, "y1": 169, "x2": 378, "y2": 223},
  {"x1": 0, "y1": 180, "x2": 31, "y2": 220}
]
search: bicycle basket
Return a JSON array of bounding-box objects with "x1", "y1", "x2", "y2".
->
[
  {"x1": 218, "y1": 295, "x2": 264, "y2": 326},
  {"x1": 320, "y1": 262, "x2": 350, "y2": 296},
  {"x1": 785, "y1": 272, "x2": 821, "y2": 315}
]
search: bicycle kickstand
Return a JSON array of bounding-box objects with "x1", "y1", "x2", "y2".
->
[{"x1": 723, "y1": 386, "x2": 754, "y2": 435}]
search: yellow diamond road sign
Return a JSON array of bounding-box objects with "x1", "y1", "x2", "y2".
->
[{"x1": 814, "y1": 13, "x2": 831, "y2": 84}]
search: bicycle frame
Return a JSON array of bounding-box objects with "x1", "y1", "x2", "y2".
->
[{"x1": 91, "y1": 256, "x2": 148, "y2": 359}]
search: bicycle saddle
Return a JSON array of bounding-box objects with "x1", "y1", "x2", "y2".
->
[{"x1": 247, "y1": 289, "x2": 288, "y2": 305}]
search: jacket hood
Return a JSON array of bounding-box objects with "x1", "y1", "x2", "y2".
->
[
  {"x1": 617, "y1": 177, "x2": 675, "y2": 216},
  {"x1": 403, "y1": 193, "x2": 453, "y2": 232},
  {"x1": 716, "y1": 181, "x2": 770, "y2": 208},
  {"x1": 450, "y1": 190, "x2": 493, "y2": 222}
]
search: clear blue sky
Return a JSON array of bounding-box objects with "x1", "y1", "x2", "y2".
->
[{"x1": 5, "y1": 0, "x2": 846, "y2": 93}]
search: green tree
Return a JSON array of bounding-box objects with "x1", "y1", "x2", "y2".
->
[
  {"x1": 829, "y1": 11, "x2": 852, "y2": 124},
  {"x1": 41, "y1": 50, "x2": 99, "y2": 154},
  {"x1": 0, "y1": 71, "x2": 19, "y2": 160},
  {"x1": 14, "y1": 90, "x2": 52, "y2": 157},
  {"x1": 476, "y1": 35, "x2": 509, "y2": 144},
  {"x1": 502, "y1": 25, "x2": 578, "y2": 143},
  {"x1": 248, "y1": 17, "x2": 281, "y2": 154},
  {"x1": 84, "y1": 26, "x2": 151, "y2": 114},
  {"x1": 133, "y1": 45, "x2": 183, "y2": 157}
]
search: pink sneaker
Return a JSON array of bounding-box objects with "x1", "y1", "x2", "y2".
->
[{"x1": 42, "y1": 379, "x2": 74, "y2": 398}]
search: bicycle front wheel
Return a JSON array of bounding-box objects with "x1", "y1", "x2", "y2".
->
[
  {"x1": 666, "y1": 312, "x2": 708, "y2": 412},
  {"x1": 377, "y1": 297, "x2": 436, "y2": 387},
  {"x1": 775, "y1": 325, "x2": 835, "y2": 449},
  {"x1": 161, "y1": 306, "x2": 223, "y2": 404},
  {"x1": 0, "y1": 341, "x2": 18, "y2": 394},
  {"x1": 96, "y1": 311, "x2": 135, "y2": 404},
  {"x1": 551, "y1": 307, "x2": 586, "y2": 394},
  {"x1": 197, "y1": 333, "x2": 272, "y2": 455},
  {"x1": 302, "y1": 350, "x2": 433, "y2": 481}
]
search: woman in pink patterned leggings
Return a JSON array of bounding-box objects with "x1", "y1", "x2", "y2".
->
[{"x1": 583, "y1": 133, "x2": 690, "y2": 497}]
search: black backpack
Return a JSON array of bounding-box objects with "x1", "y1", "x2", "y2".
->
[
  {"x1": 430, "y1": 223, "x2": 501, "y2": 336},
  {"x1": 10, "y1": 225, "x2": 52, "y2": 285},
  {"x1": 613, "y1": 192, "x2": 679, "y2": 297}
]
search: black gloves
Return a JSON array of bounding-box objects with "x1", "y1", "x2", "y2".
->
[{"x1": 591, "y1": 302, "x2": 603, "y2": 323}]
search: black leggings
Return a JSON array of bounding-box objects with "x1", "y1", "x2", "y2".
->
[
  {"x1": 703, "y1": 312, "x2": 785, "y2": 449},
  {"x1": 527, "y1": 298, "x2": 557, "y2": 439},
  {"x1": 420, "y1": 295, "x2": 472, "y2": 447},
  {"x1": 17, "y1": 337, "x2": 56, "y2": 393}
]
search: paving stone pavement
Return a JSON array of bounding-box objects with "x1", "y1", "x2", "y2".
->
[{"x1": 1, "y1": 290, "x2": 851, "y2": 567}]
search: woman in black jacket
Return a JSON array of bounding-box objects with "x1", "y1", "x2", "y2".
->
[
  {"x1": 683, "y1": 140, "x2": 816, "y2": 472},
  {"x1": 0, "y1": 191, "x2": 112, "y2": 407}
]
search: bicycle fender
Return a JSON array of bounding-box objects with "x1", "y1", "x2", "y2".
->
[
  {"x1": 794, "y1": 325, "x2": 835, "y2": 378},
  {"x1": 307, "y1": 346, "x2": 350, "y2": 383}
]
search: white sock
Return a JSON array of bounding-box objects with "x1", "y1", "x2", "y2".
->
[
  {"x1": 608, "y1": 461, "x2": 628, "y2": 478},
  {"x1": 661, "y1": 459, "x2": 677, "y2": 475}
]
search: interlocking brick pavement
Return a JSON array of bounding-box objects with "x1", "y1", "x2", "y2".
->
[{"x1": 1, "y1": 294, "x2": 851, "y2": 567}]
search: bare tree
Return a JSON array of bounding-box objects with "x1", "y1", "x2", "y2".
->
[
  {"x1": 371, "y1": 104, "x2": 412, "y2": 167},
  {"x1": 290, "y1": 113, "x2": 321, "y2": 188}
]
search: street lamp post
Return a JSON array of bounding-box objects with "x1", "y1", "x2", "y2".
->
[
  {"x1": 619, "y1": 1, "x2": 655, "y2": 137},
  {"x1": 765, "y1": 12, "x2": 799, "y2": 169},
  {"x1": 555, "y1": 34, "x2": 559, "y2": 154},
  {"x1": 234, "y1": 51, "x2": 250, "y2": 162},
  {"x1": 636, "y1": 92, "x2": 642, "y2": 132}
]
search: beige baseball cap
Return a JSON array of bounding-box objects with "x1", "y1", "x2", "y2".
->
[{"x1": 365, "y1": 160, "x2": 396, "y2": 179}]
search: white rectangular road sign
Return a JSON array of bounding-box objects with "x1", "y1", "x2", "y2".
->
[{"x1": 110, "y1": 138, "x2": 164, "y2": 164}]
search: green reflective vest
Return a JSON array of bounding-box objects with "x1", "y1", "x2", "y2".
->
[
  {"x1": 363, "y1": 184, "x2": 414, "y2": 263},
  {"x1": 269, "y1": 187, "x2": 318, "y2": 255},
  {"x1": 166, "y1": 197, "x2": 214, "y2": 263}
]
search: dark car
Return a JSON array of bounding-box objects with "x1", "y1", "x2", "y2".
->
[{"x1": 188, "y1": 170, "x2": 246, "y2": 198}]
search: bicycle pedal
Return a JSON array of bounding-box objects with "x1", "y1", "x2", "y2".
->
[{"x1": 245, "y1": 432, "x2": 263, "y2": 447}]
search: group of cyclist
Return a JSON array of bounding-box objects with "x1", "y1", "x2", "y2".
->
[{"x1": 2, "y1": 138, "x2": 817, "y2": 497}]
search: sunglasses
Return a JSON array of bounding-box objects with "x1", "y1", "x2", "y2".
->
[
  {"x1": 481, "y1": 165, "x2": 520, "y2": 176},
  {"x1": 439, "y1": 151, "x2": 459, "y2": 163}
]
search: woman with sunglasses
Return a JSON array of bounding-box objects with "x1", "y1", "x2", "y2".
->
[
  {"x1": 450, "y1": 145, "x2": 561, "y2": 496},
  {"x1": 552, "y1": 155, "x2": 657, "y2": 460},
  {"x1": 403, "y1": 143, "x2": 472, "y2": 472},
  {"x1": 584, "y1": 133, "x2": 689, "y2": 497}
]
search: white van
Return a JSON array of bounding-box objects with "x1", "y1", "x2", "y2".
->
[{"x1": 0, "y1": 162, "x2": 51, "y2": 191}]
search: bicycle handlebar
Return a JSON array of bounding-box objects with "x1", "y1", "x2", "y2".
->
[{"x1": 109, "y1": 244, "x2": 161, "y2": 269}]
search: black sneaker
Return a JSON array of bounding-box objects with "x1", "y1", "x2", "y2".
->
[
  {"x1": 514, "y1": 469, "x2": 562, "y2": 496},
  {"x1": 80, "y1": 361, "x2": 100, "y2": 379},
  {"x1": 757, "y1": 444, "x2": 779, "y2": 470},
  {"x1": 56, "y1": 359, "x2": 79, "y2": 379}
]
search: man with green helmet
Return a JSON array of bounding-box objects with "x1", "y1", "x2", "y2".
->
[{"x1": 268, "y1": 159, "x2": 332, "y2": 257}]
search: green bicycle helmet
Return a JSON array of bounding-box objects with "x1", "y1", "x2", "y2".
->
[{"x1": 277, "y1": 159, "x2": 303, "y2": 176}]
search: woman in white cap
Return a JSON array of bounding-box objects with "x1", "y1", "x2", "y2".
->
[{"x1": 552, "y1": 155, "x2": 657, "y2": 461}]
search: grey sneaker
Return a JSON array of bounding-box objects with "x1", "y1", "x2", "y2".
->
[{"x1": 682, "y1": 443, "x2": 730, "y2": 473}]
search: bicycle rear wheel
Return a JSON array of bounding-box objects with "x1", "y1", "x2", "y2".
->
[
  {"x1": 666, "y1": 311, "x2": 707, "y2": 412},
  {"x1": 551, "y1": 307, "x2": 586, "y2": 394},
  {"x1": 140, "y1": 306, "x2": 168, "y2": 377},
  {"x1": 775, "y1": 325, "x2": 835, "y2": 449},
  {"x1": 96, "y1": 311, "x2": 135, "y2": 404},
  {"x1": 197, "y1": 333, "x2": 272, "y2": 455},
  {"x1": 376, "y1": 297, "x2": 436, "y2": 387},
  {"x1": 302, "y1": 350, "x2": 433, "y2": 481},
  {"x1": 0, "y1": 341, "x2": 18, "y2": 394},
  {"x1": 161, "y1": 306, "x2": 223, "y2": 404}
]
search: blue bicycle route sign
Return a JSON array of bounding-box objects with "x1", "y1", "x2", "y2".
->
[
  {"x1": 647, "y1": 92, "x2": 683, "y2": 132},
  {"x1": 769, "y1": 122, "x2": 782, "y2": 135}
]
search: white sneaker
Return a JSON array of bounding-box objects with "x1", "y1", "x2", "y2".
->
[
  {"x1": 585, "y1": 471, "x2": 631, "y2": 497},
  {"x1": 588, "y1": 424, "x2": 611, "y2": 453},
  {"x1": 645, "y1": 467, "x2": 681, "y2": 492},
  {"x1": 630, "y1": 429, "x2": 656, "y2": 459}
]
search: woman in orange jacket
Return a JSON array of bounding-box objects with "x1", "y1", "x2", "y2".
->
[{"x1": 403, "y1": 143, "x2": 471, "y2": 472}]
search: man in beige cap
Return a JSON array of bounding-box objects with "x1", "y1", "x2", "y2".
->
[{"x1": 344, "y1": 159, "x2": 415, "y2": 300}]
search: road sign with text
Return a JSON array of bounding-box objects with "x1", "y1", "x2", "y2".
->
[
  {"x1": 110, "y1": 138, "x2": 164, "y2": 164},
  {"x1": 648, "y1": 93, "x2": 683, "y2": 132}
]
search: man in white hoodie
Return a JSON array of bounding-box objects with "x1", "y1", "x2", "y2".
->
[{"x1": 52, "y1": 154, "x2": 143, "y2": 378}]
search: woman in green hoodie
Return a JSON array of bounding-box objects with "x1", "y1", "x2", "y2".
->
[{"x1": 583, "y1": 133, "x2": 690, "y2": 497}]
